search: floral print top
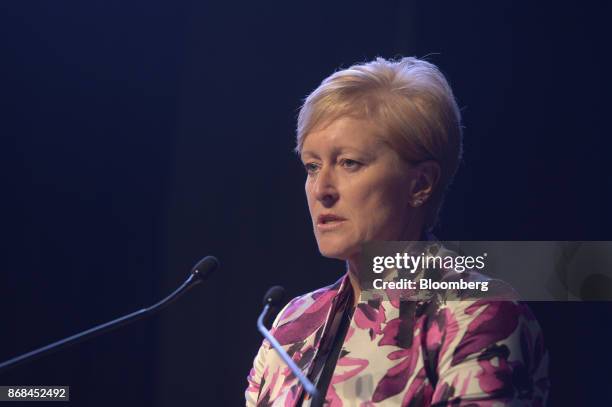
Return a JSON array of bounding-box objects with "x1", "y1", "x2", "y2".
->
[{"x1": 246, "y1": 255, "x2": 550, "y2": 406}]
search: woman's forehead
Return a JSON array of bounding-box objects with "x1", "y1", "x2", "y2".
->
[{"x1": 301, "y1": 117, "x2": 387, "y2": 154}]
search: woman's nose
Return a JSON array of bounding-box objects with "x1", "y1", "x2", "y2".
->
[{"x1": 314, "y1": 166, "x2": 339, "y2": 206}]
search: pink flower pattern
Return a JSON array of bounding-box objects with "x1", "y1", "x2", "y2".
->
[{"x1": 246, "y1": 272, "x2": 549, "y2": 406}]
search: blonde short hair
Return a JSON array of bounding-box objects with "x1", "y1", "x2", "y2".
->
[{"x1": 295, "y1": 56, "x2": 463, "y2": 231}]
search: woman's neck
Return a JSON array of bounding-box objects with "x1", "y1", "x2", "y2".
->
[
  {"x1": 345, "y1": 228, "x2": 427, "y2": 307},
  {"x1": 346, "y1": 261, "x2": 361, "y2": 307}
]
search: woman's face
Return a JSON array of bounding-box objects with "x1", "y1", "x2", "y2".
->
[{"x1": 301, "y1": 116, "x2": 423, "y2": 260}]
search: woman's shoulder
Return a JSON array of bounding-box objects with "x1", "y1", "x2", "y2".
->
[
  {"x1": 268, "y1": 275, "x2": 347, "y2": 343},
  {"x1": 427, "y1": 297, "x2": 550, "y2": 404}
]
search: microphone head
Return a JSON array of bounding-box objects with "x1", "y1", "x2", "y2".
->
[
  {"x1": 191, "y1": 256, "x2": 220, "y2": 281},
  {"x1": 263, "y1": 285, "x2": 285, "y2": 307}
]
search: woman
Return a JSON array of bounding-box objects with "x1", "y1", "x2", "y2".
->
[{"x1": 246, "y1": 57, "x2": 549, "y2": 406}]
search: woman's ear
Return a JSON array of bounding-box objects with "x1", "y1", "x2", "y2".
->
[{"x1": 409, "y1": 160, "x2": 441, "y2": 207}]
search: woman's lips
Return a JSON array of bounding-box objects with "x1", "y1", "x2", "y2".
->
[{"x1": 317, "y1": 214, "x2": 346, "y2": 231}]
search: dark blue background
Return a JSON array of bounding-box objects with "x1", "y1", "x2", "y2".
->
[{"x1": 1, "y1": 1, "x2": 610, "y2": 405}]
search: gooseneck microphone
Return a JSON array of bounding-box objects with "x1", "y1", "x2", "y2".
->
[
  {"x1": 257, "y1": 286, "x2": 320, "y2": 403},
  {"x1": 0, "y1": 256, "x2": 220, "y2": 374}
]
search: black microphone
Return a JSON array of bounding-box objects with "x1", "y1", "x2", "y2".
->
[
  {"x1": 257, "y1": 286, "x2": 320, "y2": 402},
  {"x1": 0, "y1": 255, "x2": 220, "y2": 374}
]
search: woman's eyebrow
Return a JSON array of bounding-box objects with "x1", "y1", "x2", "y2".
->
[
  {"x1": 300, "y1": 150, "x2": 320, "y2": 160},
  {"x1": 336, "y1": 146, "x2": 367, "y2": 154},
  {"x1": 334, "y1": 145, "x2": 379, "y2": 158},
  {"x1": 301, "y1": 143, "x2": 380, "y2": 160}
]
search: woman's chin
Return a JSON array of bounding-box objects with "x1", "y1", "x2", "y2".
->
[{"x1": 317, "y1": 242, "x2": 360, "y2": 261}]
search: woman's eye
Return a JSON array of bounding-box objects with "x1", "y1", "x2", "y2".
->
[
  {"x1": 340, "y1": 159, "x2": 362, "y2": 170},
  {"x1": 303, "y1": 162, "x2": 319, "y2": 174}
]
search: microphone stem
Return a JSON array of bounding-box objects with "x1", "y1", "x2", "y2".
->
[
  {"x1": 0, "y1": 273, "x2": 201, "y2": 374},
  {"x1": 257, "y1": 304, "x2": 320, "y2": 402}
]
